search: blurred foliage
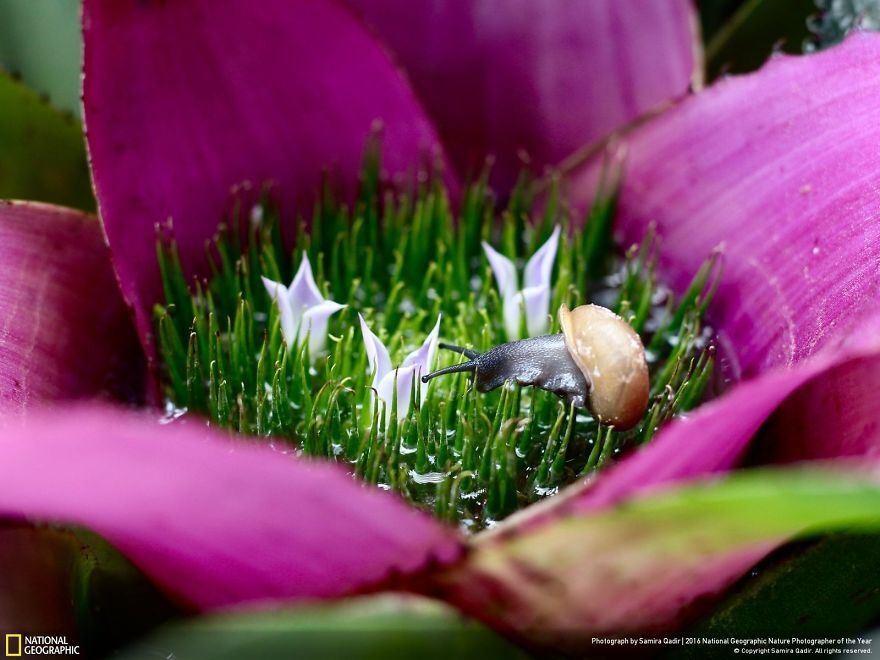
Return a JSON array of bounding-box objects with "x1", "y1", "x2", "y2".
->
[
  {"x1": 701, "y1": 0, "x2": 817, "y2": 80},
  {"x1": 0, "y1": 525, "x2": 178, "y2": 658},
  {"x1": 672, "y1": 535, "x2": 880, "y2": 655},
  {"x1": 0, "y1": 0, "x2": 82, "y2": 117},
  {"x1": 0, "y1": 72, "x2": 93, "y2": 209},
  {"x1": 700, "y1": 0, "x2": 880, "y2": 81},
  {"x1": 70, "y1": 529, "x2": 180, "y2": 658},
  {"x1": 806, "y1": 0, "x2": 880, "y2": 50},
  {"x1": 700, "y1": 0, "x2": 752, "y2": 41},
  {"x1": 119, "y1": 596, "x2": 528, "y2": 660}
]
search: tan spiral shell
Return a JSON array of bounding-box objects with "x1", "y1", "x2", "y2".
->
[{"x1": 558, "y1": 304, "x2": 649, "y2": 430}]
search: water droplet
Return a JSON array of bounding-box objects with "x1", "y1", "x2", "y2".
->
[
  {"x1": 160, "y1": 401, "x2": 187, "y2": 424},
  {"x1": 410, "y1": 470, "x2": 447, "y2": 484}
]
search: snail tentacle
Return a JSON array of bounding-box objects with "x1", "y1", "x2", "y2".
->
[
  {"x1": 438, "y1": 342, "x2": 479, "y2": 359},
  {"x1": 420, "y1": 360, "x2": 476, "y2": 382}
]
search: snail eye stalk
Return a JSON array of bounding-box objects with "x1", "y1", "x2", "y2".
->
[
  {"x1": 437, "y1": 342, "x2": 480, "y2": 359},
  {"x1": 421, "y1": 359, "x2": 477, "y2": 382}
]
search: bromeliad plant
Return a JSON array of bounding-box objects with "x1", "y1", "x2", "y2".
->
[
  {"x1": 4, "y1": 0, "x2": 880, "y2": 656},
  {"x1": 154, "y1": 158, "x2": 717, "y2": 530}
]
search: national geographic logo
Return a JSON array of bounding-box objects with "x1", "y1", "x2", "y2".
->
[
  {"x1": 4, "y1": 636, "x2": 20, "y2": 657},
  {"x1": 5, "y1": 635, "x2": 79, "y2": 656}
]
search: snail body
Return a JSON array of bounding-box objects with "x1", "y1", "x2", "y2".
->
[{"x1": 422, "y1": 304, "x2": 649, "y2": 430}]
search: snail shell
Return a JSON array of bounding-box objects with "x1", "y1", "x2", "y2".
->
[
  {"x1": 558, "y1": 304, "x2": 649, "y2": 429},
  {"x1": 421, "y1": 303, "x2": 650, "y2": 430}
]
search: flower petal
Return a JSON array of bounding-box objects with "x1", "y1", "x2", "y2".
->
[
  {"x1": 376, "y1": 365, "x2": 418, "y2": 422},
  {"x1": 0, "y1": 405, "x2": 461, "y2": 609},
  {"x1": 482, "y1": 241, "x2": 518, "y2": 303},
  {"x1": 287, "y1": 254, "x2": 325, "y2": 319},
  {"x1": 0, "y1": 201, "x2": 143, "y2": 412},
  {"x1": 83, "y1": 0, "x2": 450, "y2": 352},
  {"x1": 301, "y1": 301, "x2": 346, "y2": 358},
  {"x1": 521, "y1": 286, "x2": 551, "y2": 338},
  {"x1": 401, "y1": 314, "x2": 442, "y2": 400},
  {"x1": 502, "y1": 291, "x2": 525, "y2": 342},
  {"x1": 523, "y1": 225, "x2": 560, "y2": 291},
  {"x1": 261, "y1": 276, "x2": 297, "y2": 349},
  {"x1": 346, "y1": 0, "x2": 699, "y2": 191},
  {"x1": 569, "y1": 33, "x2": 880, "y2": 379},
  {"x1": 359, "y1": 314, "x2": 393, "y2": 387}
]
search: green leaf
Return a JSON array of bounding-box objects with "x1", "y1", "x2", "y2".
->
[
  {"x1": 0, "y1": 72, "x2": 93, "y2": 209},
  {"x1": 70, "y1": 529, "x2": 180, "y2": 658},
  {"x1": 671, "y1": 534, "x2": 880, "y2": 653},
  {"x1": 0, "y1": 0, "x2": 82, "y2": 117},
  {"x1": 118, "y1": 595, "x2": 528, "y2": 660},
  {"x1": 0, "y1": 525, "x2": 177, "y2": 656},
  {"x1": 436, "y1": 466, "x2": 880, "y2": 648}
]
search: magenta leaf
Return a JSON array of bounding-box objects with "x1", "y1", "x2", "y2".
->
[
  {"x1": 569, "y1": 33, "x2": 880, "y2": 379},
  {"x1": 0, "y1": 406, "x2": 461, "y2": 610},
  {"x1": 346, "y1": 0, "x2": 698, "y2": 191},
  {"x1": 0, "y1": 202, "x2": 143, "y2": 412},
  {"x1": 532, "y1": 34, "x2": 880, "y2": 513},
  {"x1": 571, "y1": 331, "x2": 880, "y2": 516},
  {"x1": 83, "y1": 0, "x2": 450, "y2": 352}
]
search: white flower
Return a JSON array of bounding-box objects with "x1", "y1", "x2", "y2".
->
[
  {"x1": 359, "y1": 314, "x2": 441, "y2": 421},
  {"x1": 483, "y1": 225, "x2": 561, "y2": 340},
  {"x1": 261, "y1": 254, "x2": 345, "y2": 358}
]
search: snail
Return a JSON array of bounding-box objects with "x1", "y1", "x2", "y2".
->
[{"x1": 421, "y1": 304, "x2": 649, "y2": 430}]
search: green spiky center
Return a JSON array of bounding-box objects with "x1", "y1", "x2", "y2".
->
[{"x1": 155, "y1": 152, "x2": 718, "y2": 532}]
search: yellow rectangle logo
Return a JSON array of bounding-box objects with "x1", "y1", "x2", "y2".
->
[{"x1": 5, "y1": 634, "x2": 22, "y2": 657}]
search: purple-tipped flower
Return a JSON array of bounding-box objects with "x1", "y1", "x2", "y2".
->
[
  {"x1": 359, "y1": 314, "x2": 441, "y2": 420},
  {"x1": 483, "y1": 225, "x2": 561, "y2": 340},
  {"x1": 261, "y1": 254, "x2": 345, "y2": 358}
]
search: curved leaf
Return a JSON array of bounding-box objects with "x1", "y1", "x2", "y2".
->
[
  {"x1": 0, "y1": 405, "x2": 462, "y2": 610},
  {"x1": 0, "y1": 201, "x2": 142, "y2": 412},
  {"x1": 569, "y1": 34, "x2": 880, "y2": 378},
  {"x1": 437, "y1": 465, "x2": 880, "y2": 650},
  {"x1": 347, "y1": 0, "x2": 700, "y2": 192},
  {"x1": 0, "y1": 74, "x2": 92, "y2": 209},
  {"x1": 83, "y1": 0, "x2": 452, "y2": 354},
  {"x1": 120, "y1": 595, "x2": 527, "y2": 660},
  {"x1": 675, "y1": 534, "x2": 880, "y2": 649}
]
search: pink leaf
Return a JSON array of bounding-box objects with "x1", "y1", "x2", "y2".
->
[
  {"x1": 83, "y1": 0, "x2": 451, "y2": 356},
  {"x1": 0, "y1": 406, "x2": 462, "y2": 610},
  {"x1": 0, "y1": 201, "x2": 143, "y2": 412},
  {"x1": 347, "y1": 0, "x2": 699, "y2": 191}
]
